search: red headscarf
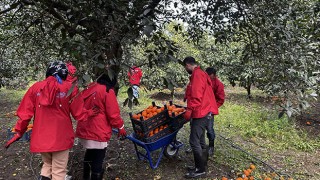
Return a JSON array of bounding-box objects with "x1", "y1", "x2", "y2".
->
[{"x1": 66, "y1": 62, "x2": 77, "y2": 83}]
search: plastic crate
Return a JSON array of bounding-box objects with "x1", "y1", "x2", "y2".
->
[
  {"x1": 167, "y1": 104, "x2": 187, "y2": 130},
  {"x1": 135, "y1": 126, "x2": 172, "y2": 143},
  {"x1": 7, "y1": 129, "x2": 32, "y2": 142},
  {"x1": 130, "y1": 103, "x2": 169, "y2": 134}
]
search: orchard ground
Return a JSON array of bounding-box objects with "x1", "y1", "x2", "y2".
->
[{"x1": 0, "y1": 85, "x2": 319, "y2": 180}]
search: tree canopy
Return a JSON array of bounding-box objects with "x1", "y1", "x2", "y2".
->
[{"x1": 0, "y1": 0, "x2": 319, "y2": 116}]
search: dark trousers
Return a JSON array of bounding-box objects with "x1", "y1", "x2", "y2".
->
[
  {"x1": 206, "y1": 115, "x2": 215, "y2": 144},
  {"x1": 83, "y1": 148, "x2": 107, "y2": 173},
  {"x1": 189, "y1": 115, "x2": 209, "y2": 171}
]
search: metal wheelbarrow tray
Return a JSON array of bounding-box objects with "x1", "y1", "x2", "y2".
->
[{"x1": 126, "y1": 128, "x2": 183, "y2": 169}]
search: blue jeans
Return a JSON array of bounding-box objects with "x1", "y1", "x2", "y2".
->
[
  {"x1": 206, "y1": 115, "x2": 215, "y2": 144},
  {"x1": 132, "y1": 85, "x2": 139, "y2": 99}
]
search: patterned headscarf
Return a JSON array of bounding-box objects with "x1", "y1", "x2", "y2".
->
[{"x1": 45, "y1": 61, "x2": 69, "y2": 82}]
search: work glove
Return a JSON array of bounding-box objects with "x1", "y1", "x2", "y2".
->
[
  {"x1": 87, "y1": 106, "x2": 100, "y2": 117},
  {"x1": 5, "y1": 132, "x2": 23, "y2": 149},
  {"x1": 183, "y1": 109, "x2": 192, "y2": 121},
  {"x1": 118, "y1": 125, "x2": 127, "y2": 138}
]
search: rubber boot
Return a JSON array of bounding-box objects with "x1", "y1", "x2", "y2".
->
[
  {"x1": 38, "y1": 176, "x2": 51, "y2": 180},
  {"x1": 208, "y1": 140, "x2": 215, "y2": 156},
  {"x1": 83, "y1": 162, "x2": 91, "y2": 180},
  {"x1": 184, "y1": 153, "x2": 206, "y2": 179}
]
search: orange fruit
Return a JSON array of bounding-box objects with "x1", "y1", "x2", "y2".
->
[
  {"x1": 264, "y1": 178, "x2": 271, "y2": 180},
  {"x1": 222, "y1": 177, "x2": 228, "y2": 180},
  {"x1": 243, "y1": 170, "x2": 250, "y2": 177},
  {"x1": 250, "y1": 164, "x2": 256, "y2": 170},
  {"x1": 146, "y1": 109, "x2": 152, "y2": 113},
  {"x1": 131, "y1": 114, "x2": 137, "y2": 119},
  {"x1": 152, "y1": 107, "x2": 157, "y2": 112},
  {"x1": 142, "y1": 111, "x2": 147, "y2": 117},
  {"x1": 236, "y1": 178, "x2": 243, "y2": 180},
  {"x1": 156, "y1": 109, "x2": 161, "y2": 113},
  {"x1": 249, "y1": 176, "x2": 254, "y2": 180}
]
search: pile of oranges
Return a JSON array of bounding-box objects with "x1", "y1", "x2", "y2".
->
[
  {"x1": 131, "y1": 102, "x2": 186, "y2": 121},
  {"x1": 148, "y1": 124, "x2": 169, "y2": 137},
  {"x1": 11, "y1": 124, "x2": 33, "y2": 132},
  {"x1": 167, "y1": 105, "x2": 185, "y2": 117},
  {"x1": 135, "y1": 124, "x2": 169, "y2": 138},
  {"x1": 131, "y1": 105, "x2": 165, "y2": 121}
]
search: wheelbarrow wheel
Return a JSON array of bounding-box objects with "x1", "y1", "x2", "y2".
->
[{"x1": 164, "y1": 144, "x2": 178, "y2": 159}]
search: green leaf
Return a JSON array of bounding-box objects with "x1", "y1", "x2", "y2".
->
[
  {"x1": 143, "y1": 25, "x2": 154, "y2": 37},
  {"x1": 97, "y1": 63, "x2": 105, "y2": 69},
  {"x1": 143, "y1": 9, "x2": 151, "y2": 16},
  {"x1": 66, "y1": 81, "x2": 76, "y2": 97},
  {"x1": 82, "y1": 74, "x2": 91, "y2": 82},
  {"x1": 107, "y1": 69, "x2": 115, "y2": 80}
]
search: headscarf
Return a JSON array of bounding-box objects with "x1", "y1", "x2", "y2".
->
[
  {"x1": 45, "y1": 61, "x2": 69, "y2": 83},
  {"x1": 97, "y1": 73, "x2": 117, "y2": 92},
  {"x1": 66, "y1": 62, "x2": 77, "y2": 83},
  {"x1": 40, "y1": 61, "x2": 68, "y2": 106}
]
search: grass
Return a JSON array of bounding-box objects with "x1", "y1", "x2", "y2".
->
[{"x1": 216, "y1": 101, "x2": 320, "y2": 152}]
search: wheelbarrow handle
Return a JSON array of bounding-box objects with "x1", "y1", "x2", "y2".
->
[{"x1": 112, "y1": 128, "x2": 127, "y2": 141}]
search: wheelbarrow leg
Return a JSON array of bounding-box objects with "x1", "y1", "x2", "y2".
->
[
  {"x1": 146, "y1": 146, "x2": 166, "y2": 169},
  {"x1": 132, "y1": 142, "x2": 144, "y2": 160}
]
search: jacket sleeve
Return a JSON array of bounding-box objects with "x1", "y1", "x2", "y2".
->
[
  {"x1": 69, "y1": 87, "x2": 90, "y2": 121},
  {"x1": 188, "y1": 71, "x2": 206, "y2": 112},
  {"x1": 15, "y1": 86, "x2": 36, "y2": 133},
  {"x1": 215, "y1": 81, "x2": 225, "y2": 108},
  {"x1": 105, "y1": 89, "x2": 124, "y2": 129}
]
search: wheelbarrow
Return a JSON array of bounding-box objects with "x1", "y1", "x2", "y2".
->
[{"x1": 113, "y1": 128, "x2": 184, "y2": 169}]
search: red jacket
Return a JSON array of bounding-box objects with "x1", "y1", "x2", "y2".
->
[
  {"x1": 185, "y1": 67, "x2": 218, "y2": 118},
  {"x1": 14, "y1": 76, "x2": 90, "y2": 153},
  {"x1": 76, "y1": 83, "x2": 124, "y2": 142},
  {"x1": 127, "y1": 66, "x2": 142, "y2": 86},
  {"x1": 211, "y1": 77, "x2": 225, "y2": 108}
]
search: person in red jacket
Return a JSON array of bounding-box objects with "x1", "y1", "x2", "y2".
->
[
  {"x1": 76, "y1": 73, "x2": 127, "y2": 180},
  {"x1": 5, "y1": 61, "x2": 98, "y2": 180},
  {"x1": 182, "y1": 57, "x2": 218, "y2": 179},
  {"x1": 127, "y1": 66, "x2": 142, "y2": 99},
  {"x1": 205, "y1": 67, "x2": 225, "y2": 156}
]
